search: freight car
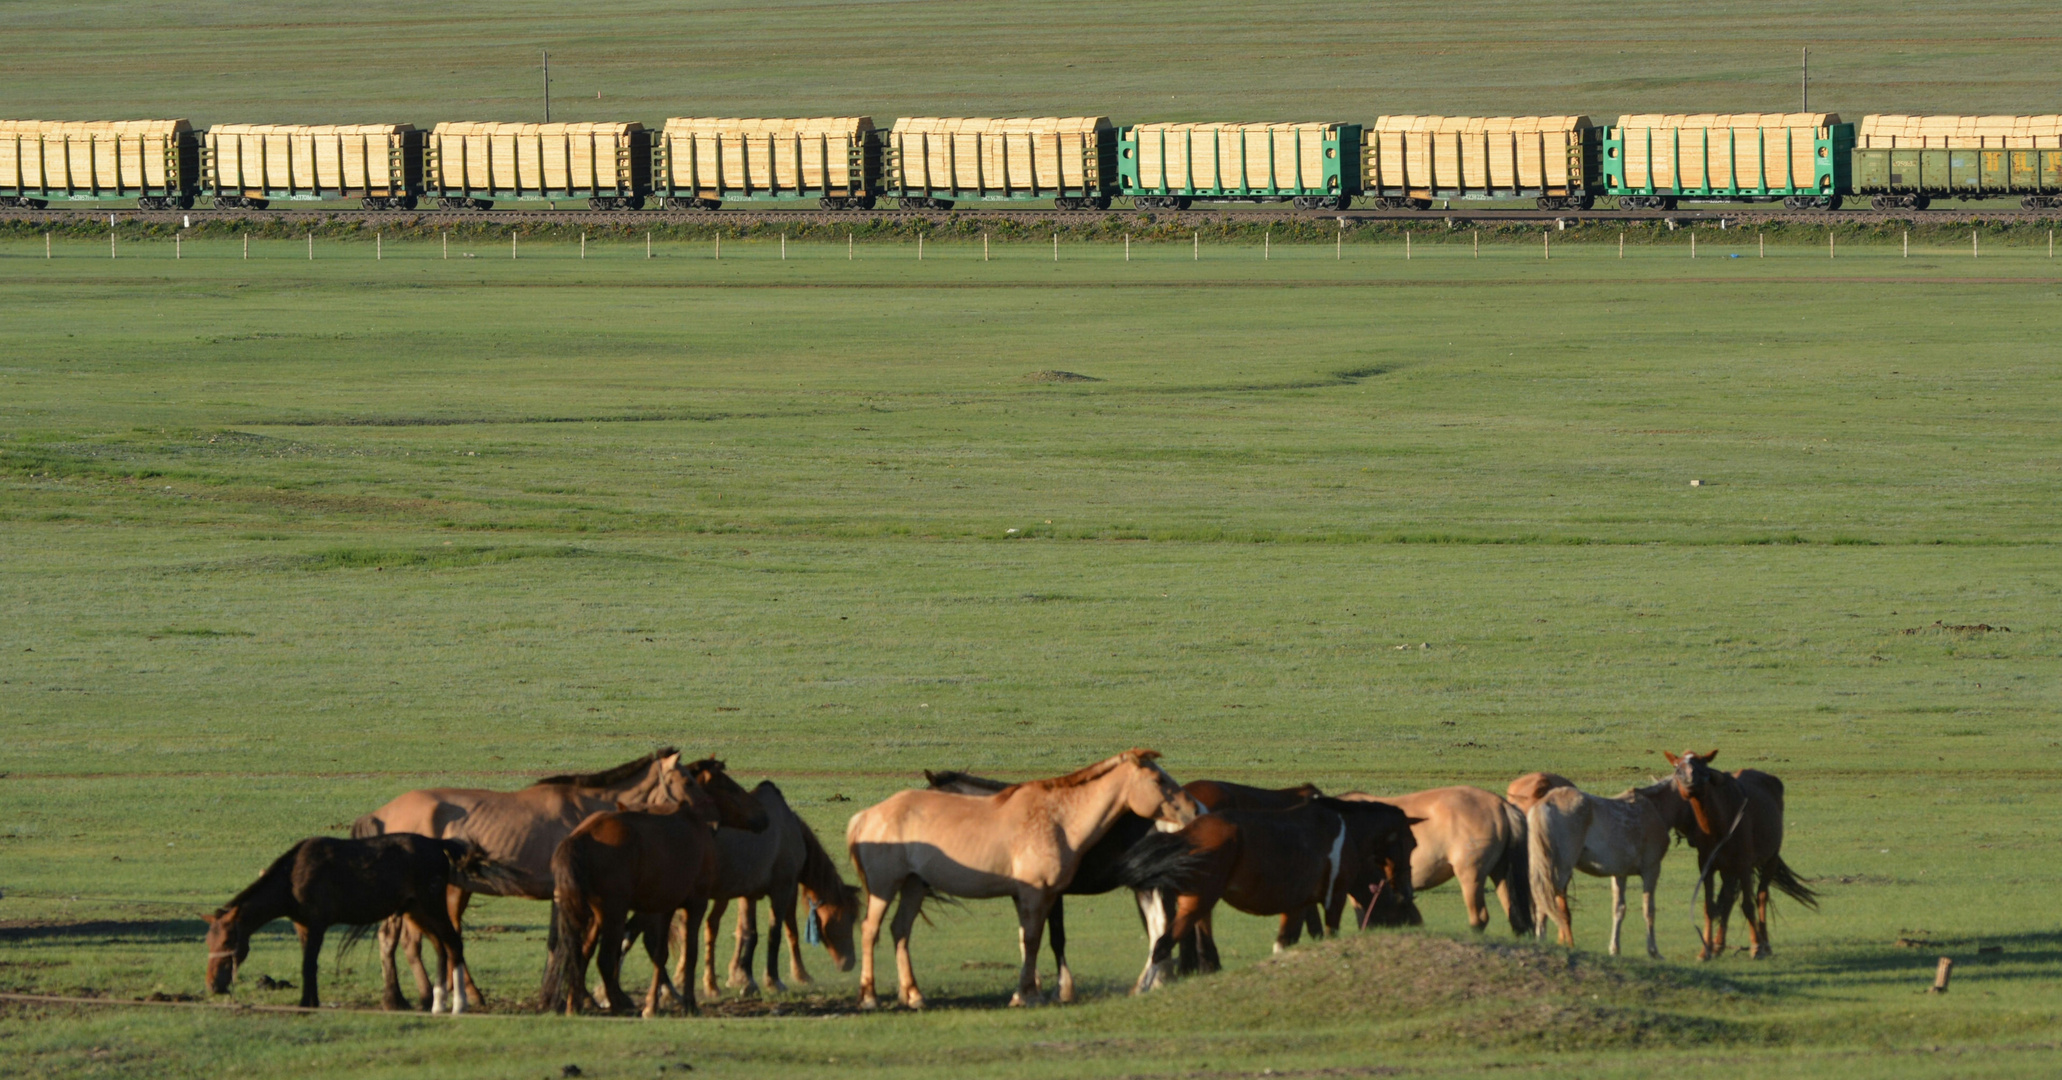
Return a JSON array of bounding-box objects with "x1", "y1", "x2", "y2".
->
[
  {"x1": 1603, "y1": 113, "x2": 1850, "y2": 210},
  {"x1": 425, "y1": 122, "x2": 648, "y2": 210},
  {"x1": 205, "y1": 124, "x2": 422, "y2": 210},
  {"x1": 1362, "y1": 116, "x2": 1596, "y2": 210},
  {"x1": 1851, "y1": 115, "x2": 2062, "y2": 210},
  {"x1": 652, "y1": 117, "x2": 879, "y2": 210},
  {"x1": 0, "y1": 120, "x2": 198, "y2": 209},
  {"x1": 1120, "y1": 122, "x2": 1357, "y2": 210},
  {"x1": 886, "y1": 117, "x2": 1117, "y2": 209}
]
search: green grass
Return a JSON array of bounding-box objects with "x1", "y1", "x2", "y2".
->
[
  {"x1": 3, "y1": 236, "x2": 2059, "y2": 1077},
  {"x1": 5, "y1": 4, "x2": 2062, "y2": 1075}
]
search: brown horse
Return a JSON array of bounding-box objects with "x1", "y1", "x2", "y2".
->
[
  {"x1": 539, "y1": 772, "x2": 770, "y2": 1017},
  {"x1": 355, "y1": 750, "x2": 765, "y2": 1008},
  {"x1": 846, "y1": 749, "x2": 1202, "y2": 1009},
  {"x1": 1338, "y1": 786, "x2": 1534, "y2": 936},
  {"x1": 1665, "y1": 750, "x2": 1818, "y2": 960},
  {"x1": 1120, "y1": 797, "x2": 1420, "y2": 992},
  {"x1": 205, "y1": 835, "x2": 512, "y2": 1011},
  {"x1": 1510, "y1": 771, "x2": 1681, "y2": 957},
  {"x1": 659, "y1": 780, "x2": 861, "y2": 1001}
]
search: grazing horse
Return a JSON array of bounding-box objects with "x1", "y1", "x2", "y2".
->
[
  {"x1": 846, "y1": 749, "x2": 1202, "y2": 1009},
  {"x1": 1510, "y1": 771, "x2": 1679, "y2": 957},
  {"x1": 1337, "y1": 786, "x2": 1534, "y2": 936},
  {"x1": 539, "y1": 774, "x2": 770, "y2": 1017},
  {"x1": 354, "y1": 750, "x2": 765, "y2": 1009},
  {"x1": 1665, "y1": 750, "x2": 1818, "y2": 960},
  {"x1": 671, "y1": 780, "x2": 862, "y2": 1000},
  {"x1": 205, "y1": 834, "x2": 511, "y2": 1011},
  {"x1": 1121, "y1": 797, "x2": 1421, "y2": 992}
]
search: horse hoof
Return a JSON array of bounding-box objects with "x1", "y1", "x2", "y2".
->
[
  {"x1": 766, "y1": 979, "x2": 789, "y2": 995},
  {"x1": 903, "y1": 991, "x2": 926, "y2": 1011},
  {"x1": 857, "y1": 995, "x2": 879, "y2": 1011}
]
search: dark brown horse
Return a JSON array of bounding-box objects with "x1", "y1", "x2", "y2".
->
[
  {"x1": 539, "y1": 769, "x2": 769, "y2": 1017},
  {"x1": 694, "y1": 782, "x2": 861, "y2": 998},
  {"x1": 1119, "y1": 797, "x2": 1420, "y2": 991},
  {"x1": 205, "y1": 834, "x2": 512, "y2": 1011},
  {"x1": 1664, "y1": 750, "x2": 1818, "y2": 959}
]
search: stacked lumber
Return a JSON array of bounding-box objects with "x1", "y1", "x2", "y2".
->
[
  {"x1": 430, "y1": 122, "x2": 643, "y2": 193},
  {"x1": 1614, "y1": 113, "x2": 1838, "y2": 192},
  {"x1": 0, "y1": 119, "x2": 189, "y2": 191},
  {"x1": 890, "y1": 117, "x2": 1108, "y2": 194},
  {"x1": 1858, "y1": 115, "x2": 2062, "y2": 148},
  {"x1": 1366, "y1": 116, "x2": 1591, "y2": 193},
  {"x1": 207, "y1": 124, "x2": 412, "y2": 194},
  {"x1": 661, "y1": 117, "x2": 871, "y2": 194},
  {"x1": 1127, "y1": 122, "x2": 1340, "y2": 193}
]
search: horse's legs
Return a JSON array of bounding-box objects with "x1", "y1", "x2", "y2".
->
[
  {"x1": 1706, "y1": 872, "x2": 1740, "y2": 960},
  {"x1": 1304, "y1": 904, "x2": 1326, "y2": 941},
  {"x1": 596, "y1": 909, "x2": 631, "y2": 1015},
  {"x1": 1049, "y1": 895, "x2": 1075, "y2": 1004},
  {"x1": 771, "y1": 883, "x2": 805, "y2": 990},
  {"x1": 856, "y1": 882, "x2": 893, "y2": 1010},
  {"x1": 889, "y1": 876, "x2": 928, "y2": 1010},
  {"x1": 1197, "y1": 913, "x2": 1223, "y2": 973},
  {"x1": 294, "y1": 922, "x2": 324, "y2": 1009},
  {"x1": 1746, "y1": 871, "x2": 1773, "y2": 959},
  {"x1": 732, "y1": 897, "x2": 765, "y2": 998},
  {"x1": 410, "y1": 900, "x2": 469, "y2": 1016},
  {"x1": 1273, "y1": 910, "x2": 1304, "y2": 953},
  {"x1": 1607, "y1": 876, "x2": 1627, "y2": 956},
  {"x1": 448, "y1": 888, "x2": 484, "y2": 1006},
  {"x1": 377, "y1": 915, "x2": 409, "y2": 1010},
  {"x1": 398, "y1": 915, "x2": 433, "y2": 1009},
  {"x1": 1131, "y1": 889, "x2": 1170, "y2": 994},
  {"x1": 1641, "y1": 864, "x2": 1662, "y2": 958},
  {"x1": 637, "y1": 909, "x2": 679, "y2": 1018},
  {"x1": 1138, "y1": 893, "x2": 1214, "y2": 993},
  {"x1": 1458, "y1": 864, "x2": 1492, "y2": 932},
  {"x1": 700, "y1": 897, "x2": 727, "y2": 1000},
  {"x1": 1009, "y1": 890, "x2": 1053, "y2": 1008},
  {"x1": 677, "y1": 900, "x2": 705, "y2": 1016}
]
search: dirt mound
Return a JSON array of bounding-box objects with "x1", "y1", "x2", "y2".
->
[
  {"x1": 1132, "y1": 933, "x2": 1762, "y2": 1050},
  {"x1": 1024, "y1": 370, "x2": 1101, "y2": 383}
]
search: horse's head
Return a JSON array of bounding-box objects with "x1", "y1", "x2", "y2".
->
[
  {"x1": 1664, "y1": 749, "x2": 1720, "y2": 800},
  {"x1": 807, "y1": 882, "x2": 863, "y2": 972},
  {"x1": 1119, "y1": 749, "x2": 1204, "y2": 826},
  {"x1": 203, "y1": 907, "x2": 247, "y2": 994},
  {"x1": 685, "y1": 758, "x2": 772, "y2": 832},
  {"x1": 1340, "y1": 804, "x2": 1423, "y2": 928}
]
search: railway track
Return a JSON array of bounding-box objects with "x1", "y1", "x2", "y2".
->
[{"x1": 5, "y1": 205, "x2": 2057, "y2": 229}]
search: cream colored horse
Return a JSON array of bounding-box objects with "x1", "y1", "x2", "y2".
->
[
  {"x1": 1509, "y1": 771, "x2": 1678, "y2": 958},
  {"x1": 845, "y1": 749, "x2": 1202, "y2": 1009},
  {"x1": 1338, "y1": 786, "x2": 1533, "y2": 935}
]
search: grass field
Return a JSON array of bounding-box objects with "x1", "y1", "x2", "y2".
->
[{"x1": 5, "y1": 3, "x2": 2062, "y2": 1077}]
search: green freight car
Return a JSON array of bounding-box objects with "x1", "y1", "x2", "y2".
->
[
  {"x1": 1, "y1": 119, "x2": 198, "y2": 209},
  {"x1": 1603, "y1": 113, "x2": 1851, "y2": 210},
  {"x1": 1852, "y1": 115, "x2": 2062, "y2": 210},
  {"x1": 1120, "y1": 122, "x2": 1358, "y2": 210}
]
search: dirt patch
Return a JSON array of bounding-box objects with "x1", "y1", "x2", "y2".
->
[
  {"x1": 1131, "y1": 933, "x2": 1761, "y2": 1049},
  {"x1": 1025, "y1": 370, "x2": 1101, "y2": 383},
  {"x1": 1901, "y1": 621, "x2": 2010, "y2": 635}
]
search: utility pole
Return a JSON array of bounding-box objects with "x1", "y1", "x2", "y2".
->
[
  {"x1": 1801, "y1": 47, "x2": 1809, "y2": 112},
  {"x1": 542, "y1": 50, "x2": 552, "y2": 122}
]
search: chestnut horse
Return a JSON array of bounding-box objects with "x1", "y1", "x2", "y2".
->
[
  {"x1": 539, "y1": 773, "x2": 770, "y2": 1017},
  {"x1": 1509, "y1": 771, "x2": 1680, "y2": 957},
  {"x1": 1665, "y1": 750, "x2": 1818, "y2": 959},
  {"x1": 205, "y1": 834, "x2": 513, "y2": 1011},
  {"x1": 1337, "y1": 786, "x2": 1533, "y2": 936},
  {"x1": 1121, "y1": 797, "x2": 1420, "y2": 992},
  {"x1": 845, "y1": 749, "x2": 1202, "y2": 1009},
  {"x1": 356, "y1": 751, "x2": 766, "y2": 1009}
]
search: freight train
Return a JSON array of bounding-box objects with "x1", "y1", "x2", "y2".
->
[{"x1": 4, "y1": 111, "x2": 2060, "y2": 214}]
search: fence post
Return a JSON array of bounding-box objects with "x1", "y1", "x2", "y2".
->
[
  {"x1": 1973, "y1": 229, "x2": 1978, "y2": 258},
  {"x1": 110, "y1": 230, "x2": 116, "y2": 259},
  {"x1": 1476, "y1": 229, "x2": 1481, "y2": 258},
  {"x1": 307, "y1": 232, "x2": 312, "y2": 260},
  {"x1": 1829, "y1": 231, "x2": 1834, "y2": 259},
  {"x1": 1053, "y1": 233, "x2": 1058, "y2": 261},
  {"x1": 581, "y1": 232, "x2": 587, "y2": 260},
  {"x1": 1903, "y1": 229, "x2": 1908, "y2": 258},
  {"x1": 1689, "y1": 231, "x2": 1694, "y2": 258},
  {"x1": 647, "y1": 231, "x2": 652, "y2": 259},
  {"x1": 715, "y1": 234, "x2": 720, "y2": 260},
  {"x1": 918, "y1": 232, "x2": 924, "y2": 260},
  {"x1": 1193, "y1": 229, "x2": 1198, "y2": 260},
  {"x1": 175, "y1": 234, "x2": 182, "y2": 260},
  {"x1": 244, "y1": 233, "x2": 249, "y2": 260},
  {"x1": 780, "y1": 232, "x2": 786, "y2": 260},
  {"x1": 982, "y1": 232, "x2": 988, "y2": 261},
  {"x1": 512, "y1": 232, "x2": 517, "y2": 260},
  {"x1": 1126, "y1": 233, "x2": 1132, "y2": 261},
  {"x1": 1618, "y1": 231, "x2": 1624, "y2": 259},
  {"x1": 1406, "y1": 230, "x2": 1411, "y2": 260},
  {"x1": 1544, "y1": 231, "x2": 1550, "y2": 260},
  {"x1": 45, "y1": 231, "x2": 51, "y2": 259},
  {"x1": 1759, "y1": 232, "x2": 1764, "y2": 258},
  {"x1": 443, "y1": 232, "x2": 448, "y2": 260},
  {"x1": 377, "y1": 233, "x2": 382, "y2": 261}
]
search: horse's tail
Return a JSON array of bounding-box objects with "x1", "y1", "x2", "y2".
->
[
  {"x1": 1111, "y1": 831, "x2": 1207, "y2": 895},
  {"x1": 1525, "y1": 801, "x2": 1566, "y2": 941},
  {"x1": 350, "y1": 814, "x2": 385, "y2": 839},
  {"x1": 1762, "y1": 854, "x2": 1820, "y2": 911},
  {"x1": 1498, "y1": 800, "x2": 1536, "y2": 936},
  {"x1": 538, "y1": 846, "x2": 591, "y2": 1013}
]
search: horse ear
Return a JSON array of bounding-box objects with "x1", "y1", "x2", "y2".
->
[
  {"x1": 1703, "y1": 749, "x2": 1718, "y2": 763},
  {"x1": 1404, "y1": 816, "x2": 1428, "y2": 828},
  {"x1": 1662, "y1": 750, "x2": 1680, "y2": 765}
]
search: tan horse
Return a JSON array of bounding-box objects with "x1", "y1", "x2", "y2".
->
[
  {"x1": 845, "y1": 749, "x2": 1202, "y2": 1009},
  {"x1": 353, "y1": 749, "x2": 767, "y2": 1007},
  {"x1": 1509, "y1": 771, "x2": 1679, "y2": 957},
  {"x1": 1338, "y1": 786, "x2": 1533, "y2": 935}
]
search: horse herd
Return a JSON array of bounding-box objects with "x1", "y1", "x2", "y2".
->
[{"x1": 202, "y1": 747, "x2": 1816, "y2": 1016}]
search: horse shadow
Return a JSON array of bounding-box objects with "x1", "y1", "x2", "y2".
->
[
  {"x1": 0, "y1": 918, "x2": 214, "y2": 945},
  {"x1": 1719, "y1": 929, "x2": 2062, "y2": 992}
]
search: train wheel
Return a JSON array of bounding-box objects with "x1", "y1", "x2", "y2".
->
[{"x1": 819, "y1": 197, "x2": 848, "y2": 210}]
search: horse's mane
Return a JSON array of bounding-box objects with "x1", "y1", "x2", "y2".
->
[
  {"x1": 924, "y1": 769, "x2": 1011, "y2": 793},
  {"x1": 795, "y1": 810, "x2": 851, "y2": 899},
  {"x1": 532, "y1": 747, "x2": 678, "y2": 789},
  {"x1": 1023, "y1": 749, "x2": 1162, "y2": 792},
  {"x1": 219, "y1": 843, "x2": 308, "y2": 913}
]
